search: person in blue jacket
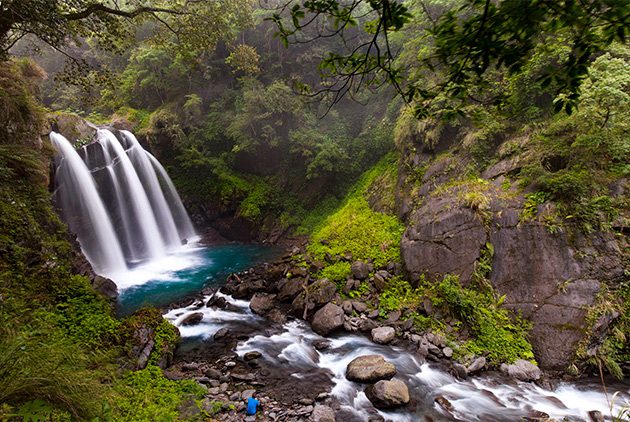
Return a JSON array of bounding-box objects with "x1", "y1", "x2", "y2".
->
[{"x1": 246, "y1": 394, "x2": 260, "y2": 415}]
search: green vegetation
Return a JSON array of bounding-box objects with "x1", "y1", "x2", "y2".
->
[
  {"x1": 120, "y1": 307, "x2": 180, "y2": 367},
  {"x1": 112, "y1": 365, "x2": 206, "y2": 421},
  {"x1": 576, "y1": 283, "x2": 630, "y2": 379},
  {"x1": 272, "y1": 0, "x2": 630, "y2": 118},
  {"x1": 0, "y1": 59, "x2": 191, "y2": 421},
  {"x1": 0, "y1": 315, "x2": 109, "y2": 420},
  {"x1": 3, "y1": 0, "x2": 630, "y2": 393},
  {"x1": 432, "y1": 275, "x2": 534, "y2": 365},
  {"x1": 308, "y1": 154, "x2": 403, "y2": 283},
  {"x1": 318, "y1": 262, "x2": 352, "y2": 286},
  {"x1": 378, "y1": 274, "x2": 534, "y2": 365}
]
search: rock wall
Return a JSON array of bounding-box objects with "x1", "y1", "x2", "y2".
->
[{"x1": 398, "y1": 152, "x2": 629, "y2": 372}]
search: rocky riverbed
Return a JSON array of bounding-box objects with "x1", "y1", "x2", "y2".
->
[{"x1": 156, "y1": 246, "x2": 626, "y2": 422}]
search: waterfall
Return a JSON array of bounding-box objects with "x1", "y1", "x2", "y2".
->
[
  {"x1": 95, "y1": 130, "x2": 166, "y2": 260},
  {"x1": 50, "y1": 132, "x2": 127, "y2": 276},
  {"x1": 51, "y1": 129, "x2": 197, "y2": 282}
]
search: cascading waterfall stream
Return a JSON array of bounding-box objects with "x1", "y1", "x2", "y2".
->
[
  {"x1": 50, "y1": 132, "x2": 128, "y2": 277},
  {"x1": 96, "y1": 129, "x2": 166, "y2": 259},
  {"x1": 120, "y1": 130, "x2": 183, "y2": 248},
  {"x1": 51, "y1": 128, "x2": 630, "y2": 422},
  {"x1": 146, "y1": 152, "x2": 196, "y2": 239},
  {"x1": 51, "y1": 129, "x2": 197, "y2": 285},
  {"x1": 165, "y1": 293, "x2": 630, "y2": 422}
]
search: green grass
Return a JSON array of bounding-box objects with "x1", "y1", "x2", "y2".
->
[{"x1": 0, "y1": 314, "x2": 110, "y2": 420}]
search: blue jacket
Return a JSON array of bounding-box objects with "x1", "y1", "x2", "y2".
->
[{"x1": 246, "y1": 397, "x2": 259, "y2": 415}]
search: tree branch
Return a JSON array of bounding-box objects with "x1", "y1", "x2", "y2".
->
[{"x1": 61, "y1": 4, "x2": 184, "y2": 21}]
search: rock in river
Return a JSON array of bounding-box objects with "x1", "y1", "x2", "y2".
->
[
  {"x1": 311, "y1": 303, "x2": 345, "y2": 336},
  {"x1": 365, "y1": 379, "x2": 410, "y2": 409},
  {"x1": 371, "y1": 326, "x2": 395, "y2": 344},
  {"x1": 346, "y1": 355, "x2": 396, "y2": 383}
]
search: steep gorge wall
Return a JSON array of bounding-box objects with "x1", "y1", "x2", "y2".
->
[{"x1": 396, "y1": 146, "x2": 630, "y2": 372}]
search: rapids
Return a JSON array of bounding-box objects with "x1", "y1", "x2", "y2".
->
[{"x1": 166, "y1": 292, "x2": 630, "y2": 422}]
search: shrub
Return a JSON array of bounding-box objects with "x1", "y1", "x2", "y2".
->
[
  {"x1": 539, "y1": 167, "x2": 594, "y2": 201},
  {"x1": 433, "y1": 275, "x2": 534, "y2": 364},
  {"x1": 319, "y1": 261, "x2": 352, "y2": 288},
  {"x1": 379, "y1": 276, "x2": 423, "y2": 314},
  {"x1": 112, "y1": 365, "x2": 206, "y2": 422}
]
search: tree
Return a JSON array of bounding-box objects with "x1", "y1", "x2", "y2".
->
[
  {"x1": 1, "y1": 0, "x2": 253, "y2": 86},
  {"x1": 268, "y1": 0, "x2": 630, "y2": 118}
]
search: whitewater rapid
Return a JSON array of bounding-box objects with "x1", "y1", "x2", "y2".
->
[{"x1": 165, "y1": 292, "x2": 630, "y2": 422}]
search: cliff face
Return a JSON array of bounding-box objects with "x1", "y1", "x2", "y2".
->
[{"x1": 395, "y1": 141, "x2": 630, "y2": 373}]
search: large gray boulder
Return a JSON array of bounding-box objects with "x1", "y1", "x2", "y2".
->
[
  {"x1": 250, "y1": 294, "x2": 274, "y2": 316},
  {"x1": 277, "y1": 277, "x2": 306, "y2": 301},
  {"x1": 51, "y1": 112, "x2": 97, "y2": 143},
  {"x1": 371, "y1": 327, "x2": 395, "y2": 344},
  {"x1": 346, "y1": 355, "x2": 396, "y2": 383},
  {"x1": 365, "y1": 379, "x2": 410, "y2": 409},
  {"x1": 92, "y1": 275, "x2": 119, "y2": 300},
  {"x1": 180, "y1": 312, "x2": 203, "y2": 326},
  {"x1": 351, "y1": 261, "x2": 370, "y2": 280},
  {"x1": 311, "y1": 303, "x2": 345, "y2": 336},
  {"x1": 501, "y1": 359, "x2": 542, "y2": 382},
  {"x1": 400, "y1": 182, "x2": 626, "y2": 372},
  {"x1": 466, "y1": 357, "x2": 486, "y2": 375},
  {"x1": 291, "y1": 278, "x2": 337, "y2": 317}
]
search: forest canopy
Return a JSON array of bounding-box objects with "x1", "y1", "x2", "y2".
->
[
  {"x1": 0, "y1": 0, "x2": 253, "y2": 86},
  {"x1": 269, "y1": 0, "x2": 630, "y2": 117}
]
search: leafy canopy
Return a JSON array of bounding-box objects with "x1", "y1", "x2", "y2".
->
[
  {"x1": 268, "y1": 0, "x2": 630, "y2": 118},
  {"x1": 1, "y1": 0, "x2": 253, "y2": 86}
]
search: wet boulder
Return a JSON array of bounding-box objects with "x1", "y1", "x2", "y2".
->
[
  {"x1": 311, "y1": 303, "x2": 344, "y2": 336},
  {"x1": 371, "y1": 327, "x2": 395, "y2": 344},
  {"x1": 365, "y1": 379, "x2": 410, "y2": 409},
  {"x1": 277, "y1": 277, "x2": 306, "y2": 301},
  {"x1": 92, "y1": 275, "x2": 119, "y2": 300},
  {"x1": 291, "y1": 278, "x2": 337, "y2": 317},
  {"x1": 250, "y1": 293, "x2": 275, "y2": 316},
  {"x1": 346, "y1": 355, "x2": 396, "y2": 383},
  {"x1": 467, "y1": 357, "x2": 487, "y2": 375},
  {"x1": 501, "y1": 359, "x2": 542, "y2": 382},
  {"x1": 213, "y1": 327, "x2": 231, "y2": 340},
  {"x1": 180, "y1": 312, "x2": 204, "y2": 326}
]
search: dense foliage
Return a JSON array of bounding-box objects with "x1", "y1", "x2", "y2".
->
[
  {"x1": 1, "y1": 0, "x2": 252, "y2": 88},
  {"x1": 271, "y1": 0, "x2": 630, "y2": 117},
  {"x1": 0, "y1": 59, "x2": 198, "y2": 421}
]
